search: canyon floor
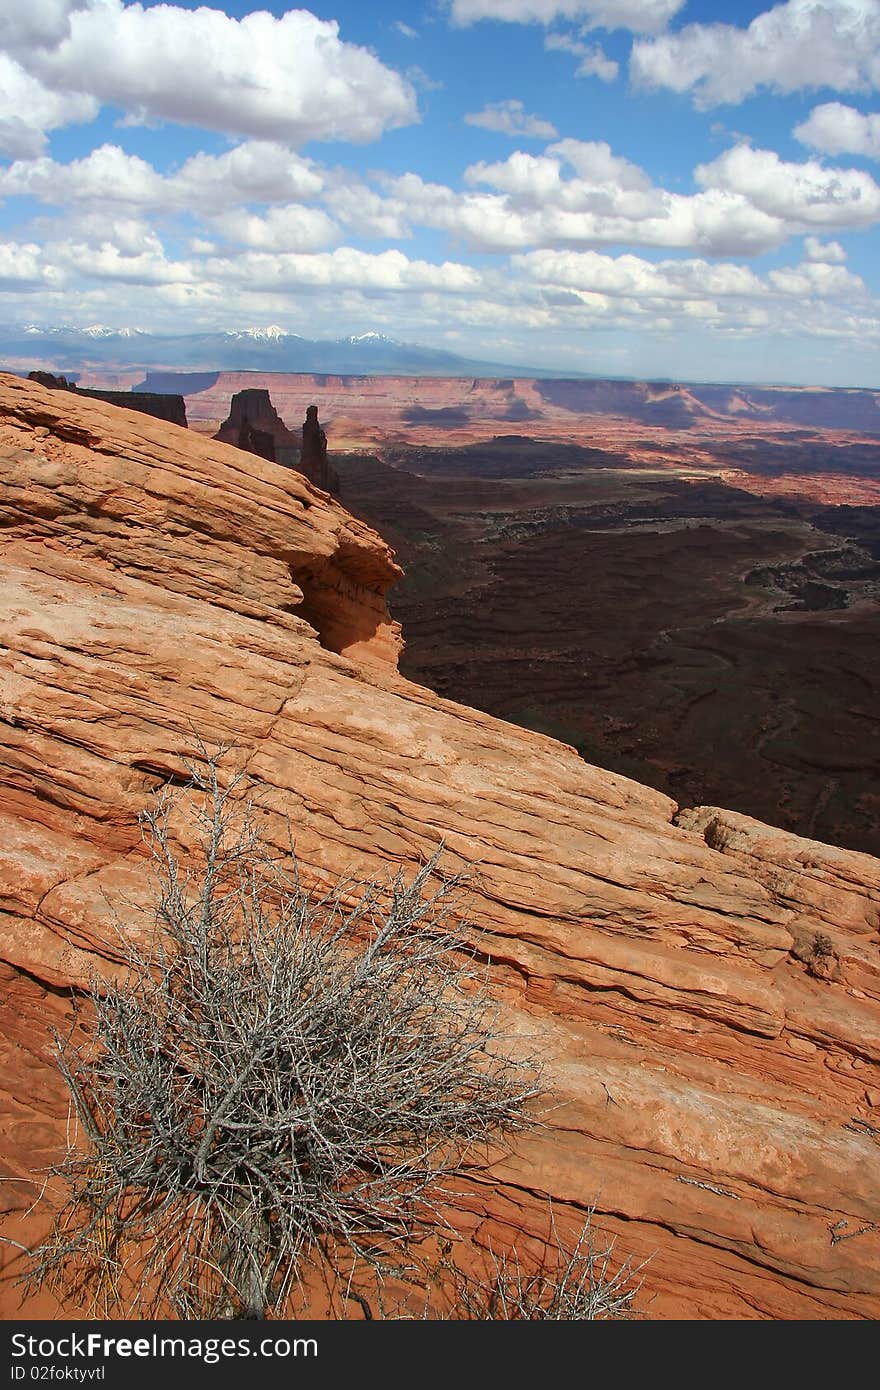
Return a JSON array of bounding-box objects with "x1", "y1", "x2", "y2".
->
[{"x1": 334, "y1": 442, "x2": 880, "y2": 860}]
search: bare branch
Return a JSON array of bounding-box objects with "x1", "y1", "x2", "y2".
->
[
  {"x1": 23, "y1": 745, "x2": 541, "y2": 1319},
  {"x1": 439, "y1": 1202, "x2": 650, "y2": 1321}
]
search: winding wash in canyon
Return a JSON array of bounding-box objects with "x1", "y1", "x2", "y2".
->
[{"x1": 0, "y1": 373, "x2": 879, "y2": 1320}]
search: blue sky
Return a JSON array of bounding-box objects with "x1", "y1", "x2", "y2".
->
[{"x1": 1, "y1": 0, "x2": 880, "y2": 384}]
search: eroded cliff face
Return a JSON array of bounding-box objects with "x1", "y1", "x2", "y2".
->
[
  {"x1": 213, "y1": 387, "x2": 299, "y2": 468},
  {"x1": 1, "y1": 373, "x2": 879, "y2": 1320},
  {"x1": 214, "y1": 389, "x2": 341, "y2": 497},
  {"x1": 0, "y1": 374, "x2": 400, "y2": 669}
]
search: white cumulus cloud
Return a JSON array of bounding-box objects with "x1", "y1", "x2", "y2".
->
[
  {"x1": 36, "y1": 212, "x2": 166, "y2": 257},
  {"x1": 0, "y1": 145, "x2": 166, "y2": 207},
  {"x1": 795, "y1": 101, "x2": 880, "y2": 158},
  {"x1": 803, "y1": 234, "x2": 848, "y2": 262},
  {"x1": 696, "y1": 144, "x2": 880, "y2": 229},
  {"x1": 5, "y1": 1, "x2": 418, "y2": 146},
  {"x1": 768, "y1": 260, "x2": 865, "y2": 295},
  {"x1": 211, "y1": 205, "x2": 338, "y2": 253},
  {"x1": 576, "y1": 46, "x2": 620, "y2": 81},
  {"x1": 548, "y1": 138, "x2": 653, "y2": 189},
  {"x1": 632, "y1": 0, "x2": 880, "y2": 107},
  {"x1": 0, "y1": 55, "x2": 97, "y2": 157},
  {"x1": 512, "y1": 245, "x2": 869, "y2": 339},
  {"x1": 204, "y1": 246, "x2": 481, "y2": 294},
  {"x1": 54, "y1": 239, "x2": 196, "y2": 286},
  {"x1": 0, "y1": 142, "x2": 327, "y2": 215},
  {"x1": 545, "y1": 32, "x2": 620, "y2": 80},
  {"x1": 170, "y1": 144, "x2": 325, "y2": 209},
  {"x1": 0, "y1": 240, "x2": 53, "y2": 286},
  {"x1": 0, "y1": 0, "x2": 88, "y2": 50},
  {"x1": 323, "y1": 181, "x2": 413, "y2": 238},
  {"x1": 379, "y1": 157, "x2": 787, "y2": 255}
]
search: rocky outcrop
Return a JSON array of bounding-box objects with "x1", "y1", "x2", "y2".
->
[
  {"x1": 27, "y1": 371, "x2": 76, "y2": 391},
  {"x1": 27, "y1": 370, "x2": 188, "y2": 428},
  {"x1": 1, "y1": 373, "x2": 401, "y2": 669},
  {"x1": 213, "y1": 387, "x2": 299, "y2": 468},
  {"x1": 1, "y1": 372, "x2": 879, "y2": 1319},
  {"x1": 301, "y1": 403, "x2": 340, "y2": 496},
  {"x1": 214, "y1": 390, "x2": 340, "y2": 495}
]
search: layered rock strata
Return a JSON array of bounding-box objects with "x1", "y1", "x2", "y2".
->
[
  {"x1": 0, "y1": 373, "x2": 878, "y2": 1320},
  {"x1": 213, "y1": 387, "x2": 299, "y2": 469},
  {"x1": 213, "y1": 388, "x2": 340, "y2": 496}
]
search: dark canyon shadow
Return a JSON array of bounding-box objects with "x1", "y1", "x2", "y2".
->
[{"x1": 334, "y1": 441, "x2": 880, "y2": 857}]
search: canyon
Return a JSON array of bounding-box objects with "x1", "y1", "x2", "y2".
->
[
  {"x1": 22, "y1": 365, "x2": 880, "y2": 851},
  {"x1": 92, "y1": 368, "x2": 878, "y2": 860},
  {"x1": 1, "y1": 372, "x2": 879, "y2": 1320},
  {"x1": 335, "y1": 443, "x2": 880, "y2": 860}
]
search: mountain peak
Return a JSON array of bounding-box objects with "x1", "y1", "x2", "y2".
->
[
  {"x1": 227, "y1": 325, "x2": 293, "y2": 343},
  {"x1": 345, "y1": 332, "x2": 394, "y2": 345}
]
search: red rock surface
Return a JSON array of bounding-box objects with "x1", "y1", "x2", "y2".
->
[
  {"x1": 214, "y1": 390, "x2": 339, "y2": 493},
  {"x1": 214, "y1": 386, "x2": 300, "y2": 465},
  {"x1": 1, "y1": 373, "x2": 879, "y2": 1320}
]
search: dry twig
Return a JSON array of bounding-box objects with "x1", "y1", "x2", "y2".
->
[{"x1": 24, "y1": 745, "x2": 540, "y2": 1319}]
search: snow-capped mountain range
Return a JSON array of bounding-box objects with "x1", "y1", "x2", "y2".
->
[{"x1": 3, "y1": 324, "x2": 567, "y2": 378}]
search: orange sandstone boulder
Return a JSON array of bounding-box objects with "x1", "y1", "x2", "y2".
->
[{"x1": 0, "y1": 372, "x2": 878, "y2": 1320}]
